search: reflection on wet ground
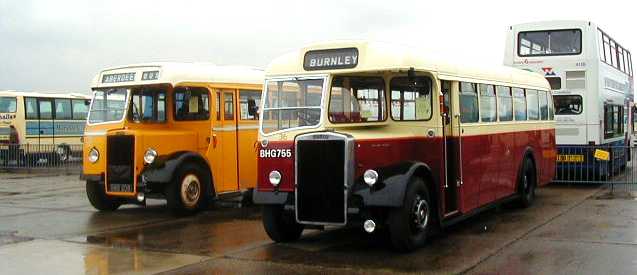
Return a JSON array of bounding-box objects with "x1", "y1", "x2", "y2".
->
[{"x1": 1, "y1": 173, "x2": 636, "y2": 274}]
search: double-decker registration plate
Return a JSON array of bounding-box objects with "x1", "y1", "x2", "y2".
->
[{"x1": 556, "y1": 154, "x2": 584, "y2": 162}]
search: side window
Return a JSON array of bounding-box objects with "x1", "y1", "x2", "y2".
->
[
  {"x1": 130, "y1": 87, "x2": 167, "y2": 122},
  {"x1": 72, "y1": 99, "x2": 89, "y2": 120},
  {"x1": 460, "y1": 82, "x2": 478, "y2": 123},
  {"x1": 548, "y1": 93, "x2": 555, "y2": 120},
  {"x1": 239, "y1": 90, "x2": 261, "y2": 120},
  {"x1": 527, "y1": 89, "x2": 540, "y2": 120},
  {"x1": 55, "y1": 99, "x2": 72, "y2": 120},
  {"x1": 539, "y1": 91, "x2": 549, "y2": 120},
  {"x1": 479, "y1": 84, "x2": 496, "y2": 122},
  {"x1": 174, "y1": 87, "x2": 210, "y2": 121},
  {"x1": 25, "y1": 97, "x2": 38, "y2": 119},
  {"x1": 39, "y1": 100, "x2": 53, "y2": 120},
  {"x1": 390, "y1": 76, "x2": 432, "y2": 121},
  {"x1": 512, "y1": 88, "x2": 527, "y2": 121},
  {"x1": 497, "y1": 86, "x2": 513, "y2": 121},
  {"x1": 216, "y1": 92, "x2": 221, "y2": 120},
  {"x1": 224, "y1": 92, "x2": 234, "y2": 120}
]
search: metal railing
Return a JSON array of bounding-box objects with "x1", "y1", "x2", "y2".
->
[
  {"x1": 0, "y1": 143, "x2": 83, "y2": 173},
  {"x1": 553, "y1": 145, "x2": 637, "y2": 194}
]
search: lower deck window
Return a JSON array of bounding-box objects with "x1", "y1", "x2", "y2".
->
[
  {"x1": 553, "y1": 95, "x2": 582, "y2": 115},
  {"x1": 604, "y1": 104, "x2": 624, "y2": 139}
]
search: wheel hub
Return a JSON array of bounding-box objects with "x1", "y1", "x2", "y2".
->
[
  {"x1": 181, "y1": 174, "x2": 201, "y2": 208},
  {"x1": 412, "y1": 195, "x2": 429, "y2": 230}
]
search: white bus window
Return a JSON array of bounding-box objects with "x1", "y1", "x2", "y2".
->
[
  {"x1": 610, "y1": 41, "x2": 617, "y2": 67},
  {"x1": 72, "y1": 100, "x2": 89, "y2": 120},
  {"x1": 239, "y1": 90, "x2": 261, "y2": 120},
  {"x1": 0, "y1": 97, "x2": 16, "y2": 113},
  {"x1": 175, "y1": 87, "x2": 209, "y2": 121},
  {"x1": 513, "y1": 88, "x2": 527, "y2": 121},
  {"x1": 526, "y1": 90, "x2": 539, "y2": 120},
  {"x1": 548, "y1": 94, "x2": 555, "y2": 120},
  {"x1": 479, "y1": 84, "x2": 496, "y2": 122},
  {"x1": 598, "y1": 29, "x2": 606, "y2": 62},
  {"x1": 553, "y1": 95, "x2": 582, "y2": 115},
  {"x1": 25, "y1": 98, "x2": 38, "y2": 119},
  {"x1": 329, "y1": 76, "x2": 386, "y2": 123},
  {"x1": 39, "y1": 100, "x2": 52, "y2": 120},
  {"x1": 604, "y1": 104, "x2": 623, "y2": 138},
  {"x1": 539, "y1": 91, "x2": 549, "y2": 120},
  {"x1": 497, "y1": 86, "x2": 513, "y2": 122},
  {"x1": 390, "y1": 76, "x2": 432, "y2": 121},
  {"x1": 518, "y1": 29, "x2": 581, "y2": 56},
  {"x1": 55, "y1": 99, "x2": 72, "y2": 120},
  {"x1": 460, "y1": 82, "x2": 478, "y2": 123}
]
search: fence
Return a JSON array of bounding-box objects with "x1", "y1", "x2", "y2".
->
[
  {"x1": 0, "y1": 143, "x2": 83, "y2": 173},
  {"x1": 553, "y1": 145, "x2": 637, "y2": 194}
]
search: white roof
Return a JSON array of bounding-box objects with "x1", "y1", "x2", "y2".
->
[
  {"x1": 0, "y1": 90, "x2": 90, "y2": 99},
  {"x1": 91, "y1": 62, "x2": 264, "y2": 88},
  {"x1": 266, "y1": 40, "x2": 550, "y2": 90}
]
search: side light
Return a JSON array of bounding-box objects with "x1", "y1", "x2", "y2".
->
[
  {"x1": 363, "y1": 169, "x2": 379, "y2": 187},
  {"x1": 269, "y1": 170, "x2": 282, "y2": 186},
  {"x1": 88, "y1": 147, "x2": 99, "y2": 163},
  {"x1": 143, "y1": 148, "x2": 157, "y2": 164}
]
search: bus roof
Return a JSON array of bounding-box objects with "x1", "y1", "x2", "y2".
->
[
  {"x1": 266, "y1": 40, "x2": 550, "y2": 90},
  {"x1": 508, "y1": 20, "x2": 594, "y2": 30},
  {"x1": 91, "y1": 62, "x2": 264, "y2": 88},
  {"x1": 0, "y1": 90, "x2": 90, "y2": 99}
]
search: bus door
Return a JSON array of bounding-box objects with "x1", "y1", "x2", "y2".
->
[
  {"x1": 441, "y1": 80, "x2": 459, "y2": 216},
  {"x1": 37, "y1": 98, "x2": 54, "y2": 146},
  {"x1": 211, "y1": 89, "x2": 239, "y2": 193}
]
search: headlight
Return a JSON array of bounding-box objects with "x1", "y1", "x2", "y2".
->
[
  {"x1": 143, "y1": 148, "x2": 157, "y2": 164},
  {"x1": 363, "y1": 169, "x2": 379, "y2": 187},
  {"x1": 269, "y1": 170, "x2": 282, "y2": 186},
  {"x1": 88, "y1": 148, "x2": 99, "y2": 163}
]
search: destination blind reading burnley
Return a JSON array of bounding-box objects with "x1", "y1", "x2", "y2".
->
[{"x1": 303, "y1": 48, "x2": 359, "y2": 70}]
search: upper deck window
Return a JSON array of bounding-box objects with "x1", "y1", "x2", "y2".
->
[
  {"x1": 518, "y1": 29, "x2": 582, "y2": 56},
  {"x1": 0, "y1": 97, "x2": 16, "y2": 113},
  {"x1": 390, "y1": 76, "x2": 432, "y2": 121},
  {"x1": 329, "y1": 76, "x2": 386, "y2": 123}
]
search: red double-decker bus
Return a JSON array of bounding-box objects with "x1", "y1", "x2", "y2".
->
[{"x1": 254, "y1": 41, "x2": 556, "y2": 251}]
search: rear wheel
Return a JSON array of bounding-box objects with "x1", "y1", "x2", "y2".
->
[
  {"x1": 86, "y1": 181, "x2": 122, "y2": 211},
  {"x1": 166, "y1": 163, "x2": 211, "y2": 214},
  {"x1": 262, "y1": 205, "x2": 304, "y2": 242},
  {"x1": 518, "y1": 158, "x2": 537, "y2": 208},
  {"x1": 387, "y1": 177, "x2": 434, "y2": 252}
]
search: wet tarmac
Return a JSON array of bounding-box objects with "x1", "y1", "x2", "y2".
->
[{"x1": 0, "y1": 172, "x2": 635, "y2": 274}]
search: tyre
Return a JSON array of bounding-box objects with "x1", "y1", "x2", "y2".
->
[
  {"x1": 262, "y1": 204, "x2": 304, "y2": 242},
  {"x1": 387, "y1": 177, "x2": 434, "y2": 252},
  {"x1": 517, "y1": 158, "x2": 537, "y2": 208},
  {"x1": 165, "y1": 163, "x2": 211, "y2": 214},
  {"x1": 86, "y1": 181, "x2": 122, "y2": 211}
]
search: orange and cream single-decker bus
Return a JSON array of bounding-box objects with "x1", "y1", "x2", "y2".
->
[
  {"x1": 253, "y1": 41, "x2": 556, "y2": 251},
  {"x1": 82, "y1": 62, "x2": 263, "y2": 213}
]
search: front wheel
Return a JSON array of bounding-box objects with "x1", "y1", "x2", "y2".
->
[
  {"x1": 86, "y1": 181, "x2": 122, "y2": 211},
  {"x1": 165, "y1": 163, "x2": 211, "y2": 215},
  {"x1": 387, "y1": 177, "x2": 435, "y2": 252},
  {"x1": 517, "y1": 158, "x2": 537, "y2": 208},
  {"x1": 262, "y1": 205, "x2": 304, "y2": 242}
]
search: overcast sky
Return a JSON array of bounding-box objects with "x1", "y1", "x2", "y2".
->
[{"x1": 0, "y1": 0, "x2": 634, "y2": 93}]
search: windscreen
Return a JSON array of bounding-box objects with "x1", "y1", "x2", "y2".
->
[
  {"x1": 0, "y1": 97, "x2": 17, "y2": 113},
  {"x1": 519, "y1": 29, "x2": 581, "y2": 56},
  {"x1": 88, "y1": 88, "x2": 128, "y2": 124},
  {"x1": 261, "y1": 78, "x2": 323, "y2": 134}
]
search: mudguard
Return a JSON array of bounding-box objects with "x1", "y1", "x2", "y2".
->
[
  {"x1": 141, "y1": 151, "x2": 209, "y2": 184},
  {"x1": 253, "y1": 190, "x2": 290, "y2": 205},
  {"x1": 353, "y1": 161, "x2": 432, "y2": 207}
]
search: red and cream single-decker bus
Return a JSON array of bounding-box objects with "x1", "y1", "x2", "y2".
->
[{"x1": 253, "y1": 41, "x2": 556, "y2": 251}]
